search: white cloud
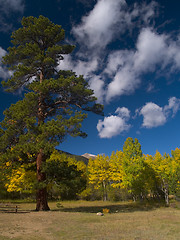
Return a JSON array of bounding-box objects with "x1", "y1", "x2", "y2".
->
[
  {"x1": 0, "y1": 0, "x2": 24, "y2": 32},
  {"x1": 97, "y1": 107, "x2": 131, "y2": 138},
  {"x1": 164, "y1": 97, "x2": 180, "y2": 118},
  {"x1": 0, "y1": 47, "x2": 11, "y2": 79},
  {"x1": 0, "y1": 0, "x2": 24, "y2": 13},
  {"x1": 89, "y1": 76, "x2": 105, "y2": 103},
  {"x1": 105, "y1": 28, "x2": 180, "y2": 102},
  {"x1": 115, "y1": 107, "x2": 130, "y2": 118},
  {"x1": 59, "y1": 1, "x2": 180, "y2": 104},
  {"x1": 138, "y1": 97, "x2": 180, "y2": 128},
  {"x1": 58, "y1": 1, "x2": 159, "y2": 103},
  {"x1": 72, "y1": 0, "x2": 158, "y2": 51},
  {"x1": 0, "y1": 47, "x2": 6, "y2": 59},
  {"x1": 106, "y1": 64, "x2": 140, "y2": 102},
  {"x1": 134, "y1": 28, "x2": 167, "y2": 72},
  {"x1": 59, "y1": 55, "x2": 99, "y2": 78},
  {"x1": 139, "y1": 102, "x2": 166, "y2": 128},
  {"x1": 72, "y1": 0, "x2": 126, "y2": 49}
]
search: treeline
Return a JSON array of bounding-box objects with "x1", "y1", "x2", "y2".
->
[
  {"x1": 86, "y1": 138, "x2": 180, "y2": 205},
  {"x1": 0, "y1": 137, "x2": 179, "y2": 205}
]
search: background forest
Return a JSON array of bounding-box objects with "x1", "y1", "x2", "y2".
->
[
  {"x1": 1, "y1": 137, "x2": 180, "y2": 206},
  {"x1": 0, "y1": 16, "x2": 179, "y2": 210}
]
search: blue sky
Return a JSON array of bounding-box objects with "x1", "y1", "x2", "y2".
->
[{"x1": 0, "y1": 0, "x2": 180, "y2": 156}]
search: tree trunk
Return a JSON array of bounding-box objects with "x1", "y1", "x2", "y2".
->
[
  {"x1": 164, "y1": 187, "x2": 169, "y2": 206},
  {"x1": 103, "y1": 181, "x2": 107, "y2": 201},
  {"x1": 162, "y1": 179, "x2": 169, "y2": 206},
  {"x1": 35, "y1": 70, "x2": 50, "y2": 211},
  {"x1": 36, "y1": 150, "x2": 50, "y2": 211}
]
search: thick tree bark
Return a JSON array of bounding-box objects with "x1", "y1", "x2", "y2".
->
[
  {"x1": 36, "y1": 149, "x2": 50, "y2": 211},
  {"x1": 35, "y1": 70, "x2": 50, "y2": 211}
]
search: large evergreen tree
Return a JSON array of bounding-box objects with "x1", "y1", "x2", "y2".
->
[{"x1": 0, "y1": 16, "x2": 103, "y2": 210}]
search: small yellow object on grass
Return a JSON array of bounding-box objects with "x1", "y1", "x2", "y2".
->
[{"x1": 103, "y1": 208, "x2": 110, "y2": 214}]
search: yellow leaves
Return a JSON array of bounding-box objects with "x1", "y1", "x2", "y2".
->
[
  {"x1": 6, "y1": 162, "x2": 11, "y2": 167},
  {"x1": 5, "y1": 165, "x2": 36, "y2": 193},
  {"x1": 144, "y1": 149, "x2": 180, "y2": 193},
  {"x1": 109, "y1": 151, "x2": 124, "y2": 188},
  {"x1": 7, "y1": 119, "x2": 17, "y2": 125},
  {"x1": 88, "y1": 154, "x2": 110, "y2": 188}
]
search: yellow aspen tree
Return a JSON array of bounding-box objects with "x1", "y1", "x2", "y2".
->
[
  {"x1": 122, "y1": 137, "x2": 147, "y2": 200},
  {"x1": 88, "y1": 154, "x2": 110, "y2": 201},
  {"x1": 109, "y1": 150, "x2": 125, "y2": 188},
  {"x1": 170, "y1": 148, "x2": 180, "y2": 198},
  {"x1": 150, "y1": 151, "x2": 179, "y2": 206},
  {"x1": 5, "y1": 165, "x2": 36, "y2": 193}
]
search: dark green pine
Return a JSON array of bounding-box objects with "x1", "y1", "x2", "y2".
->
[{"x1": 0, "y1": 15, "x2": 103, "y2": 211}]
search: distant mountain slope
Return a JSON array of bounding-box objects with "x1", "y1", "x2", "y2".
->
[
  {"x1": 81, "y1": 153, "x2": 96, "y2": 159},
  {"x1": 57, "y1": 150, "x2": 95, "y2": 165}
]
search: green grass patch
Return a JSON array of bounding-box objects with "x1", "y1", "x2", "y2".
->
[{"x1": 0, "y1": 200, "x2": 179, "y2": 240}]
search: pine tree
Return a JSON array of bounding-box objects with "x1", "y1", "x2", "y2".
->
[{"x1": 0, "y1": 16, "x2": 103, "y2": 210}]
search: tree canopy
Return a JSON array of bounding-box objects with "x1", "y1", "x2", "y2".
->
[{"x1": 0, "y1": 15, "x2": 103, "y2": 210}]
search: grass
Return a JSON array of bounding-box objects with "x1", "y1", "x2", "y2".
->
[{"x1": 0, "y1": 200, "x2": 179, "y2": 240}]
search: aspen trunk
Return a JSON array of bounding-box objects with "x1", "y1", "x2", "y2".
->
[
  {"x1": 162, "y1": 179, "x2": 169, "y2": 206},
  {"x1": 164, "y1": 186, "x2": 169, "y2": 206},
  {"x1": 103, "y1": 181, "x2": 108, "y2": 201}
]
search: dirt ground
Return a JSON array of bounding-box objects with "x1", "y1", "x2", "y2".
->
[{"x1": 0, "y1": 201, "x2": 179, "y2": 240}]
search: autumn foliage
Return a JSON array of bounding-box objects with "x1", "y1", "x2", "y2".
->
[{"x1": 86, "y1": 138, "x2": 180, "y2": 204}]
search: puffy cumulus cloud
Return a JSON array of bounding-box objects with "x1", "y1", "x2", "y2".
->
[
  {"x1": 139, "y1": 102, "x2": 166, "y2": 128},
  {"x1": 59, "y1": 1, "x2": 159, "y2": 102},
  {"x1": 59, "y1": 1, "x2": 180, "y2": 103},
  {"x1": 105, "y1": 28, "x2": 180, "y2": 102},
  {"x1": 115, "y1": 107, "x2": 130, "y2": 118},
  {"x1": 106, "y1": 64, "x2": 140, "y2": 102},
  {"x1": 134, "y1": 28, "x2": 167, "y2": 72},
  {"x1": 72, "y1": 0, "x2": 126, "y2": 49},
  {"x1": 138, "y1": 97, "x2": 180, "y2": 128},
  {"x1": 72, "y1": 0, "x2": 158, "y2": 50},
  {"x1": 97, "y1": 107, "x2": 131, "y2": 138}
]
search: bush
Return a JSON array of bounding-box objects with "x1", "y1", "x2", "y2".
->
[
  {"x1": 108, "y1": 188, "x2": 131, "y2": 201},
  {"x1": 78, "y1": 187, "x2": 102, "y2": 201}
]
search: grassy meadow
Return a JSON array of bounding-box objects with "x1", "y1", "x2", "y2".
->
[{"x1": 0, "y1": 200, "x2": 179, "y2": 240}]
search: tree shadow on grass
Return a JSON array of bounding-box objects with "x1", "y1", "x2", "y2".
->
[
  {"x1": 0, "y1": 209, "x2": 31, "y2": 214},
  {"x1": 53, "y1": 202, "x2": 164, "y2": 214}
]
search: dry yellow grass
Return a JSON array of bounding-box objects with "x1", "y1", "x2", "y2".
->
[{"x1": 0, "y1": 201, "x2": 179, "y2": 240}]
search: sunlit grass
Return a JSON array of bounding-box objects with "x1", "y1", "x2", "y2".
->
[{"x1": 0, "y1": 200, "x2": 179, "y2": 240}]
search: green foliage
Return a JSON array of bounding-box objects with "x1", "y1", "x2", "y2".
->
[
  {"x1": 123, "y1": 137, "x2": 142, "y2": 159},
  {"x1": 1, "y1": 15, "x2": 103, "y2": 155},
  {"x1": 86, "y1": 137, "x2": 180, "y2": 203},
  {"x1": 44, "y1": 151, "x2": 87, "y2": 200},
  {"x1": 145, "y1": 150, "x2": 180, "y2": 205},
  {"x1": 0, "y1": 15, "x2": 103, "y2": 208},
  {"x1": 108, "y1": 188, "x2": 131, "y2": 202}
]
